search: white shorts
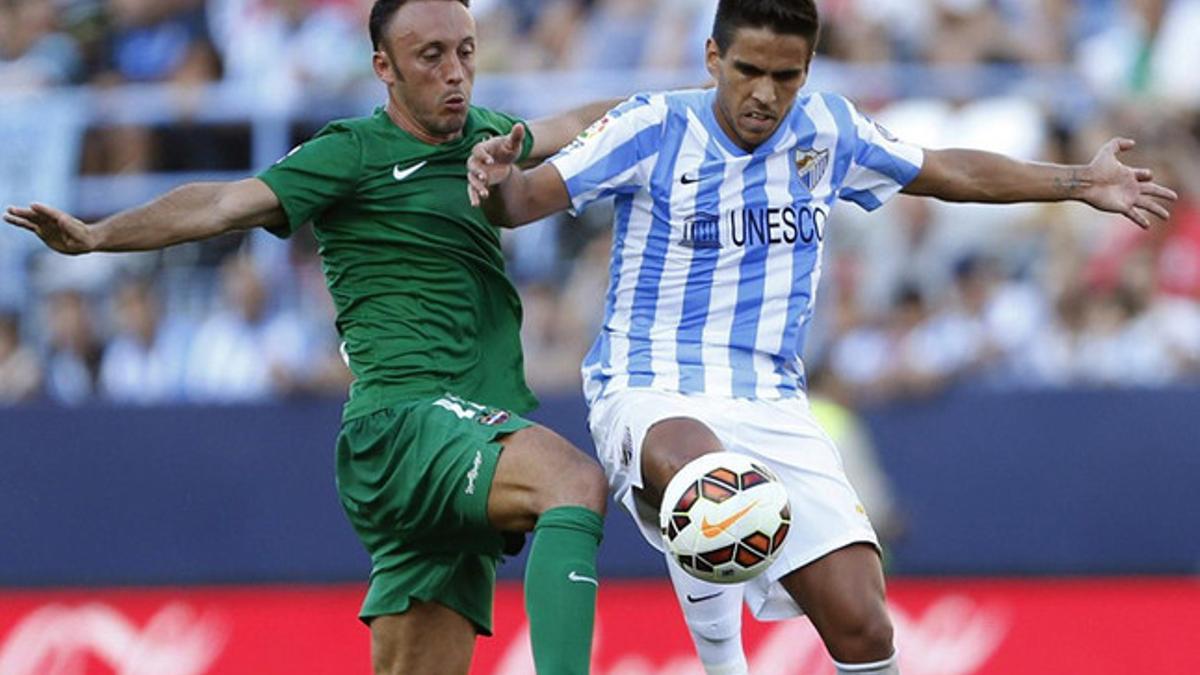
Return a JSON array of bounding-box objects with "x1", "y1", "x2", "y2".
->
[{"x1": 588, "y1": 388, "x2": 879, "y2": 621}]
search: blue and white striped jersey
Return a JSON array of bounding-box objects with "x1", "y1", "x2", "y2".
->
[{"x1": 549, "y1": 88, "x2": 924, "y2": 404}]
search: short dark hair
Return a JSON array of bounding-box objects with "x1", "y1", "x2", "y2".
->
[
  {"x1": 711, "y1": 0, "x2": 820, "y2": 55},
  {"x1": 369, "y1": 0, "x2": 470, "y2": 50}
]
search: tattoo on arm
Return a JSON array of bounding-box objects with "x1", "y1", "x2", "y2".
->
[{"x1": 1054, "y1": 169, "x2": 1085, "y2": 197}]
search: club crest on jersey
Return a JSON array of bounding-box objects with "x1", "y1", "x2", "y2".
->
[{"x1": 794, "y1": 148, "x2": 829, "y2": 191}]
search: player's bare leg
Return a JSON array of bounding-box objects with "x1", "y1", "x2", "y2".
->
[
  {"x1": 487, "y1": 424, "x2": 608, "y2": 530},
  {"x1": 367, "y1": 425, "x2": 606, "y2": 675},
  {"x1": 488, "y1": 424, "x2": 608, "y2": 674},
  {"x1": 640, "y1": 418, "x2": 750, "y2": 675},
  {"x1": 638, "y1": 417, "x2": 727, "y2": 506},
  {"x1": 369, "y1": 601, "x2": 476, "y2": 675},
  {"x1": 642, "y1": 418, "x2": 896, "y2": 674},
  {"x1": 780, "y1": 544, "x2": 899, "y2": 673}
]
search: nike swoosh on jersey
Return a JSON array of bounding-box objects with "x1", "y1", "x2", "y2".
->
[
  {"x1": 680, "y1": 172, "x2": 701, "y2": 185},
  {"x1": 685, "y1": 592, "x2": 723, "y2": 603},
  {"x1": 393, "y1": 161, "x2": 428, "y2": 182},
  {"x1": 700, "y1": 500, "x2": 759, "y2": 539},
  {"x1": 567, "y1": 571, "x2": 599, "y2": 587}
]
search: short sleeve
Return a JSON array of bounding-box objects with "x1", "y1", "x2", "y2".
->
[
  {"x1": 257, "y1": 125, "x2": 362, "y2": 238},
  {"x1": 548, "y1": 93, "x2": 665, "y2": 215},
  {"x1": 470, "y1": 107, "x2": 537, "y2": 165},
  {"x1": 517, "y1": 119, "x2": 535, "y2": 164},
  {"x1": 825, "y1": 94, "x2": 924, "y2": 212}
]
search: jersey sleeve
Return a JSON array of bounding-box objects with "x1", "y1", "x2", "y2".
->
[
  {"x1": 474, "y1": 107, "x2": 537, "y2": 163},
  {"x1": 826, "y1": 94, "x2": 924, "y2": 212},
  {"x1": 548, "y1": 93, "x2": 665, "y2": 215},
  {"x1": 257, "y1": 125, "x2": 363, "y2": 238}
]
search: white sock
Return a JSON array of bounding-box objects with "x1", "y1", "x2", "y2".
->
[
  {"x1": 666, "y1": 553, "x2": 749, "y2": 675},
  {"x1": 834, "y1": 652, "x2": 900, "y2": 674}
]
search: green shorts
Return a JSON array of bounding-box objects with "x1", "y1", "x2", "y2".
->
[{"x1": 335, "y1": 393, "x2": 533, "y2": 635}]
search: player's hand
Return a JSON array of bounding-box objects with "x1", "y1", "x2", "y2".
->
[
  {"x1": 467, "y1": 123, "x2": 526, "y2": 207},
  {"x1": 4, "y1": 203, "x2": 96, "y2": 254},
  {"x1": 1081, "y1": 138, "x2": 1179, "y2": 230}
]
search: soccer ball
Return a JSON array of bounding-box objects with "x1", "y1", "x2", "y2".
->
[{"x1": 660, "y1": 452, "x2": 791, "y2": 584}]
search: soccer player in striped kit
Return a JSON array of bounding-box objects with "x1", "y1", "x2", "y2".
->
[{"x1": 467, "y1": 1, "x2": 1177, "y2": 673}]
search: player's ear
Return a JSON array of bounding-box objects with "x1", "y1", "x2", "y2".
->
[
  {"x1": 373, "y1": 48, "x2": 397, "y2": 85},
  {"x1": 704, "y1": 37, "x2": 721, "y2": 82}
]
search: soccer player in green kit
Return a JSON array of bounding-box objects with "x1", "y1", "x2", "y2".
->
[{"x1": 6, "y1": 1, "x2": 615, "y2": 673}]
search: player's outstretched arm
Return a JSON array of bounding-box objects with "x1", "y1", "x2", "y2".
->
[
  {"x1": 4, "y1": 178, "x2": 286, "y2": 255},
  {"x1": 903, "y1": 138, "x2": 1179, "y2": 229},
  {"x1": 467, "y1": 124, "x2": 572, "y2": 227}
]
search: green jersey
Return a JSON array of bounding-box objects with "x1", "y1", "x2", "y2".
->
[{"x1": 258, "y1": 106, "x2": 538, "y2": 421}]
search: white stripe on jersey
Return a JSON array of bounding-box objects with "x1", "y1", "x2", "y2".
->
[{"x1": 552, "y1": 89, "x2": 923, "y2": 404}]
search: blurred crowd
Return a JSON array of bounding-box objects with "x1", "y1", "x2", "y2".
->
[{"x1": 1, "y1": 0, "x2": 1199, "y2": 406}]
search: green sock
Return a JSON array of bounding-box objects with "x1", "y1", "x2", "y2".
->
[{"x1": 524, "y1": 505, "x2": 604, "y2": 675}]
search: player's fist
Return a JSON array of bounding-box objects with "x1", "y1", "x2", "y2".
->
[
  {"x1": 467, "y1": 124, "x2": 526, "y2": 206},
  {"x1": 4, "y1": 203, "x2": 96, "y2": 255}
]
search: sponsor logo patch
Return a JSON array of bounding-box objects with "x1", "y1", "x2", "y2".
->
[
  {"x1": 564, "y1": 114, "x2": 612, "y2": 152},
  {"x1": 620, "y1": 428, "x2": 634, "y2": 467},
  {"x1": 465, "y1": 450, "x2": 483, "y2": 495},
  {"x1": 478, "y1": 409, "x2": 511, "y2": 426},
  {"x1": 680, "y1": 214, "x2": 722, "y2": 249}
]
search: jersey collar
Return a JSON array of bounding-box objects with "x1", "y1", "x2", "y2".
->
[{"x1": 702, "y1": 89, "x2": 797, "y2": 159}]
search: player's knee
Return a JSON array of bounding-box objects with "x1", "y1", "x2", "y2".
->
[
  {"x1": 641, "y1": 438, "x2": 723, "y2": 508},
  {"x1": 554, "y1": 457, "x2": 608, "y2": 515},
  {"x1": 825, "y1": 609, "x2": 895, "y2": 663},
  {"x1": 532, "y1": 444, "x2": 607, "y2": 515}
]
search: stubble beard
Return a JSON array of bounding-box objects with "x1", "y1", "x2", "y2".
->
[{"x1": 392, "y1": 64, "x2": 469, "y2": 140}]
